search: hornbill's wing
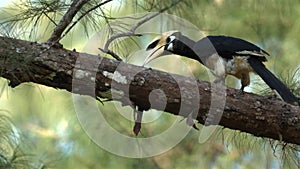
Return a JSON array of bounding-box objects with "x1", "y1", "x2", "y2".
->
[{"x1": 193, "y1": 35, "x2": 299, "y2": 105}]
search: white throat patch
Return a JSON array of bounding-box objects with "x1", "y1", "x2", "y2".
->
[
  {"x1": 167, "y1": 43, "x2": 173, "y2": 51},
  {"x1": 166, "y1": 35, "x2": 176, "y2": 51}
]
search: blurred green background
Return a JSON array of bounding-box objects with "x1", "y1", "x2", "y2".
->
[{"x1": 0, "y1": 0, "x2": 299, "y2": 168}]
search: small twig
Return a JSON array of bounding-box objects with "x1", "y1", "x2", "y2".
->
[
  {"x1": 42, "y1": 11, "x2": 57, "y2": 26},
  {"x1": 98, "y1": 48, "x2": 122, "y2": 61},
  {"x1": 100, "y1": 0, "x2": 182, "y2": 60},
  {"x1": 103, "y1": 11, "x2": 161, "y2": 50},
  {"x1": 45, "y1": 0, "x2": 113, "y2": 50},
  {"x1": 99, "y1": 5, "x2": 113, "y2": 32},
  {"x1": 29, "y1": 12, "x2": 42, "y2": 39},
  {"x1": 58, "y1": 0, "x2": 113, "y2": 43}
]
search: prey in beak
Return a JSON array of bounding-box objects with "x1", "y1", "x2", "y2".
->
[{"x1": 143, "y1": 31, "x2": 178, "y2": 66}]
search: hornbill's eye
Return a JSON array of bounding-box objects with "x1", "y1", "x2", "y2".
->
[
  {"x1": 166, "y1": 37, "x2": 171, "y2": 44},
  {"x1": 166, "y1": 35, "x2": 176, "y2": 44},
  {"x1": 166, "y1": 35, "x2": 176, "y2": 45}
]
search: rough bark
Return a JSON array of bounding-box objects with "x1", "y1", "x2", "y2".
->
[{"x1": 0, "y1": 36, "x2": 299, "y2": 145}]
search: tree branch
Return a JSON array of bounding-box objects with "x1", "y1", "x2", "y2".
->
[
  {"x1": 47, "y1": 0, "x2": 89, "y2": 44},
  {"x1": 0, "y1": 36, "x2": 299, "y2": 145},
  {"x1": 47, "y1": 0, "x2": 113, "y2": 45}
]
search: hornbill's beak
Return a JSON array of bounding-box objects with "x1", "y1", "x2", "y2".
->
[
  {"x1": 143, "y1": 31, "x2": 178, "y2": 66},
  {"x1": 143, "y1": 44, "x2": 167, "y2": 66}
]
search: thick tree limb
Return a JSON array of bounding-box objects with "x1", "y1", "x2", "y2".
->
[{"x1": 0, "y1": 36, "x2": 299, "y2": 145}]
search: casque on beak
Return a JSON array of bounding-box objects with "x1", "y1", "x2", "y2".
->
[{"x1": 142, "y1": 31, "x2": 179, "y2": 66}]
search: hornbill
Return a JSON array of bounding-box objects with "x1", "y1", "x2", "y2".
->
[{"x1": 143, "y1": 31, "x2": 299, "y2": 106}]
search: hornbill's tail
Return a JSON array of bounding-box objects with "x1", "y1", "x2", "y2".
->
[{"x1": 248, "y1": 57, "x2": 299, "y2": 106}]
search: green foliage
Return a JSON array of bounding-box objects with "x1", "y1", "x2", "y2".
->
[
  {"x1": 0, "y1": 0, "x2": 300, "y2": 169},
  {"x1": 0, "y1": 0, "x2": 67, "y2": 40},
  {"x1": 0, "y1": 111, "x2": 48, "y2": 169}
]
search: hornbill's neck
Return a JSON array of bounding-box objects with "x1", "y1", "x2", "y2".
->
[
  {"x1": 171, "y1": 35, "x2": 204, "y2": 64},
  {"x1": 144, "y1": 31, "x2": 205, "y2": 65}
]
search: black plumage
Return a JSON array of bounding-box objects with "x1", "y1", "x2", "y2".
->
[
  {"x1": 194, "y1": 36, "x2": 268, "y2": 60},
  {"x1": 247, "y1": 57, "x2": 299, "y2": 104},
  {"x1": 144, "y1": 31, "x2": 299, "y2": 105}
]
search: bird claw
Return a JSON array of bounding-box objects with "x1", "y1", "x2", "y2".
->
[
  {"x1": 237, "y1": 89, "x2": 245, "y2": 97},
  {"x1": 133, "y1": 120, "x2": 142, "y2": 135},
  {"x1": 133, "y1": 111, "x2": 143, "y2": 135},
  {"x1": 126, "y1": 100, "x2": 144, "y2": 136}
]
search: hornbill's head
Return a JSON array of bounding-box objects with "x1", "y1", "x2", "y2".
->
[{"x1": 143, "y1": 31, "x2": 196, "y2": 65}]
